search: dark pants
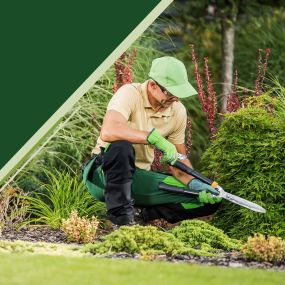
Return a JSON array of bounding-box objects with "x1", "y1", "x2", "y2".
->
[
  {"x1": 102, "y1": 141, "x2": 136, "y2": 225},
  {"x1": 94, "y1": 140, "x2": 219, "y2": 225}
]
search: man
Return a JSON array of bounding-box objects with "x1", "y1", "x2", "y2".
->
[{"x1": 83, "y1": 56, "x2": 221, "y2": 226}]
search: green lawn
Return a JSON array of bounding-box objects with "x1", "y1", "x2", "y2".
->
[{"x1": 0, "y1": 253, "x2": 284, "y2": 285}]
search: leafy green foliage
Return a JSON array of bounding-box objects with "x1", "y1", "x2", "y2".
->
[
  {"x1": 84, "y1": 221, "x2": 241, "y2": 257},
  {"x1": 200, "y1": 95, "x2": 285, "y2": 239},
  {"x1": 170, "y1": 220, "x2": 241, "y2": 251},
  {"x1": 270, "y1": 76, "x2": 285, "y2": 125},
  {"x1": 20, "y1": 170, "x2": 106, "y2": 229},
  {"x1": 84, "y1": 225, "x2": 197, "y2": 256},
  {"x1": 236, "y1": 10, "x2": 285, "y2": 87}
]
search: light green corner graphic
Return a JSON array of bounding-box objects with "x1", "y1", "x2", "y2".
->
[{"x1": 0, "y1": 0, "x2": 173, "y2": 188}]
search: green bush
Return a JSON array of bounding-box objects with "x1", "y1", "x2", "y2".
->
[
  {"x1": 170, "y1": 220, "x2": 241, "y2": 251},
  {"x1": 271, "y1": 77, "x2": 285, "y2": 125},
  {"x1": 84, "y1": 225, "x2": 218, "y2": 257},
  {"x1": 85, "y1": 225, "x2": 191, "y2": 256},
  {"x1": 20, "y1": 170, "x2": 106, "y2": 229},
  {"x1": 84, "y1": 221, "x2": 241, "y2": 256},
  {"x1": 200, "y1": 95, "x2": 285, "y2": 239}
]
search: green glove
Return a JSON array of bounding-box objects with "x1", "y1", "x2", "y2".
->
[
  {"x1": 198, "y1": 191, "x2": 222, "y2": 204},
  {"x1": 188, "y1": 178, "x2": 222, "y2": 204},
  {"x1": 147, "y1": 128, "x2": 178, "y2": 165}
]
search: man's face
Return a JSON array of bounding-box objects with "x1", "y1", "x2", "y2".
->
[{"x1": 155, "y1": 82, "x2": 179, "y2": 108}]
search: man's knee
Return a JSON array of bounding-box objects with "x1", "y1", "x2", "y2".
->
[
  {"x1": 107, "y1": 140, "x2": 135, "y2": 161},
  {"x1": 102, "y1": 140, "x2": 136, "y2": 183}
]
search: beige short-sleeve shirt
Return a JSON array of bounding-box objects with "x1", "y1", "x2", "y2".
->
[{"x1": 93, "y1": 80, "x2": 187, "y2": 170}]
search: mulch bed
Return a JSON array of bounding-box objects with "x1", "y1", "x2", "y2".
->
[
  {"x1": 1, "y1": 225, "x2": 284, "y2": 271},
  {"x1": 1, "y1": 225, "x2": 68, "y2": 244},
  {"x1": 111, "y1": 252, "x2": 285, "y2": 271}
]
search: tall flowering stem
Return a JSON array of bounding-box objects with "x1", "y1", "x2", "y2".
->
[
  {"x1": 204, "y1": 57, "x2": 217, "y2": 140},
  {"x1": 185, "y1": 117, "x2": 192, "y2": 156},
  {"x1": 254, "y1": 48, "x2": 271, "y2": 96},
  {"x1": 190, "y1": 45, "x2": 207, "y2": 112},
  {"x1": 113, "y1": 50, "x2": 137, "y2": 93},
  {"x1": 190, "y1": 45, "x2": 218, "y2": 140},
  {"x1": 227, "y1": 70, "x2": 239, "y2": 113}
]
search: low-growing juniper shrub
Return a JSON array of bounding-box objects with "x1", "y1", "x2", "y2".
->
[
  {"x1": 84, "y1": 221, "x2": 241, "y2": 257},
  {"x1": 170, "y1": 220, "x2": 241, "y2": 251},
  {"x1": 84, "y1": 225, "x2": 201, "y2": 256}
]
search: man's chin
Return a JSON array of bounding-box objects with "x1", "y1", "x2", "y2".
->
[{"x1": 159, "y1": 100, "x2": 172, "y2": 109}]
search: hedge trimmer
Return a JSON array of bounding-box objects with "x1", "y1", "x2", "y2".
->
[{"x1": 159, "y1": 154, "x2": 266, "y2": 213}]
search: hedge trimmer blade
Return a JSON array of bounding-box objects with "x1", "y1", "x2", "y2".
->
[{"x1": 216, "y1": 186, "x2": 266, "y2": 213}]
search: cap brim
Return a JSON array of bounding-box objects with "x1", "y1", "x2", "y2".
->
[{"x1": 167, "y1": 82, "x2": 197, "y2": 98}]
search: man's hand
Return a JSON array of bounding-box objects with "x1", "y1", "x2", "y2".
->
[
  {"x1": 147, "y1": 128, "x2": 178, "y2": 165},
  {"x1": 198, "y1": 191, "x2": 222, "y2": 204},
  {"x1": 188, "y1": 178, "x2": 222, "y2": 204}
]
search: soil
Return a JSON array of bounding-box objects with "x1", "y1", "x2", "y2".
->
[
  {"x1": 1, "y1": 225, "x2": 284, "y2": 271},
  {"x1": 1, "y1": 225, "x2": 68, "y2": 244}
]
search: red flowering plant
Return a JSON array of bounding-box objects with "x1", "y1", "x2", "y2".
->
[
  {"x1": 227, "y1": 70, "x2": 239, "y2": 113},
  {"x1": 190, "y1": 45, "x2": 218, "y2": 141},
  {"x1": 113, "y1": 50, "x2": 137, "y2": 93},
  {"x1": 255, "y1": 48, "x2": 271, "y2": 96}
]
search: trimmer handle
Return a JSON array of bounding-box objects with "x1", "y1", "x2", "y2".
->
[{"x1": 158, "y1": 182, "x2": 198, "y2": 196}]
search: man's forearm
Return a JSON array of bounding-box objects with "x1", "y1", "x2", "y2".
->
[
  {"x1": 101, "y1": 121, "x2": 149, "y2": 144},
  {"x1": 170, "y1": 159, "x2": 194, "y2": 185}
]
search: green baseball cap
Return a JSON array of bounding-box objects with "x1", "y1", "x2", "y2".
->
[{"x1": 148, "y1": 56, "x2": 197, "y2": 98}]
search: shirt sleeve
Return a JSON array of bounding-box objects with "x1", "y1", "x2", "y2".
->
[
  {"x1": 107, "y1": 84, "x2": 138, "y2": 120},
  {"x1": 167, "y1": 104, "x2": 187, "y2": 145}
]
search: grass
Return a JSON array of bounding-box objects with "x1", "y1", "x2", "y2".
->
[
  {"x1": 19, "y1": 170, "x2": 106, "y2": 229},
  {"x1": 0, "y1": 253, "x2": 284, "y2": 285}
]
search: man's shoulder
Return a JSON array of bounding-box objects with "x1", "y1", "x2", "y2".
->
[
  {"x1": 107, "y1": 83, "x2": 143, "y2": 114},
  {"x1": 172, "y1": 101, "x2": 187, "y2": 114},
  {"x1": 115, "y1": 83, "x2": 142, "y2": 96}
]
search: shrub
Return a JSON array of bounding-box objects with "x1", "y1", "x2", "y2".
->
[
  {"x1": 170, "y1": 220, "x2": 241, "y2": 251},
  {"x1": 84, "y1": 222, "x2": 241, "y2": 257},
  {"x1": 242, "y1": 234, "x2": 285, "y2": 263},
  {"x1": 200, "y1": 95, "x2": 285, "y2": 239},
  {"x1": 20, "y1": 170, "x2": 106, "y2": 229},
  {"x1": 84, "y1": 225, "x2": 186, "y2": 255},
  {"x1": 62, "y1": 210, "x2": 99, "y2": 243},
  {"x1": 271, "y1": 77, "x2": 285, "y2": 125},
  {"x1": 84, "y1": 225, "x2": 217, "y2": 257}
]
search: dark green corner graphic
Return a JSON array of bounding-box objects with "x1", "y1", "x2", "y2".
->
[{"x1": 0, "y1": 1, "x2": 172, "y2": 184}]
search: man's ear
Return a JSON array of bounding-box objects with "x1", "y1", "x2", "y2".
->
[{"x1": 149, "y1": 80, "x2": 157, "y2": 90}]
